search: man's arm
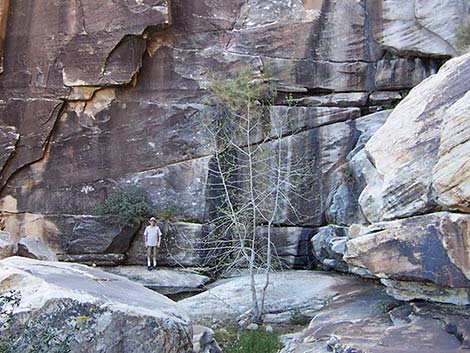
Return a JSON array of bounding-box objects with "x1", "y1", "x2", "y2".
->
[
  {"x1": 157, "y1": 227, "x2": 162, "y2": 248},
  {"x1": 144, "y1": 227, "x2": 148, "y2": 247}
]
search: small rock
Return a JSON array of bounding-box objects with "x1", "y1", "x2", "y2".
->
[
  {"x1": 192, "y1": 325, "x2": 222, "y2": 353},
  {"x1": 246, "y1": 323, "x2": 259, "y2": 330},
  {"x1": 265, "y1": 325, "x2": 274, "y2": 333},
  {"x1": 238, "y1": 319, "x2": 247, "y2": 328},
  {"x1": 0, "y1": 231, "x2": 17, "y2": 260},
  {"x1": 17, "y1": 236, "x2": 57, "y2": 261}
]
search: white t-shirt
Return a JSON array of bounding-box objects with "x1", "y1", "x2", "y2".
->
[{"x1": 144, "y1": 225, "x2": 162, "y2": 247}]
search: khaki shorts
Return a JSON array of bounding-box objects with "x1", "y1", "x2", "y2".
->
[{"x1": 147, "y1": 246, "x2": 157, "y2": 258}]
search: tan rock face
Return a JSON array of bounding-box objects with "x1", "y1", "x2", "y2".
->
[
  {"x1": 345, "y1": 212, "x2": 470, "y2": 303},
  {"x1": 361, "y1": 54, "x2": 470, "y2": 222},
  {"x1": 432, "y1": 90, "x2": 470, "y2": 212}
]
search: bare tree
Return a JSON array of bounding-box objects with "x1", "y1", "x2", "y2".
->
[{"x1": 200, "y1": 68, "x2": 312, "y2": 323}]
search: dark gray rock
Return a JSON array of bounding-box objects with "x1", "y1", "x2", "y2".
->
[
  {"x1": 375, "y1": 56, "x2": 442, "y2": 90},
  {"x1": 311, "y1": 225, "x2": 348, "y2": 272},
  {"x1": 58, "y1": 253, "x2": 126, "y2": 266},
  {"x1": 66, "y1": 217, "x2": 139, "y2": 255},
  {"x1": 324, "y1": 111, "x2": 391, "y2": 226},
  {"x1": 193, "y1": 326, "x2": 222, "y2": 353},
  {"x1": 256, "y1": 226, "x2": 315, "y2": 269}
]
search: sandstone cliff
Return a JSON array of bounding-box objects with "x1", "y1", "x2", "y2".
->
[{"x1": 0, "y1": 0, "x2": 468, "y2": 272}]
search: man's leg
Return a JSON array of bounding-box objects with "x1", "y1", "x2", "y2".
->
[
  {"x1": 146, "y1": 246, "x2": 152, "y2": 270},
  {"x1": 152, "y1": 247, "x2": 157, "y2": 269}
]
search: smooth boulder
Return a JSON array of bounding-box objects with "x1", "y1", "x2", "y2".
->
[
  {"x1": 0, "y1": 257, "x2": 192, "y2": 353},
  {"x1": 178, "y1": 271, "x2": 388, "y2": 324}
]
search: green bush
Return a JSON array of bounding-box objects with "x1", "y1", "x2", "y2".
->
[
  {"x1": 456, "y1": 17, "x2": 470, "y2": 54},
  {"x1": 95, "y1": 187, "x2": 152, "y2": 226},
  {"x1": 216, "y1": 328, "x2": 282, "y2": 353}
]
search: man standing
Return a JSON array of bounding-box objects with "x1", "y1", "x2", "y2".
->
[{"x1": 144, "y1": 217, "x2": 162, "y2": 271}]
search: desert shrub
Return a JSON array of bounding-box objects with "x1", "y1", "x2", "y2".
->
[
  {"x1": 456, "y1": 17, "x2": 470, "y2": 54},
  {"x1": 95, "y1": 186, "x2": 152, "y2": 226},
  {"x1": 215, "y1": 327, "x2": 282, "y2": 353}
]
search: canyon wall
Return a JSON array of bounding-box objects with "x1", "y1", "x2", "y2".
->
[{"x1": 0, "y1": 0, "x2": 468, "y2": 270}]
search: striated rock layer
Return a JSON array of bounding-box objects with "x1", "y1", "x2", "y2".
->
[
  {"x1": 345, "y1": 53, "x2": 470, "y2": 305},
  {"x1": 0, "y1": 1, "x2": 465, "y2": 265}
]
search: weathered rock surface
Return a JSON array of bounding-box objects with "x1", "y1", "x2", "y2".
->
[
  {"x1": 17, "y1": 236, "x2": 57, "y2": 261},
  {"x1": 280, "y1": 292, "x2": 470, "y2": 353},
  {"x1": 0, "y1": 125, "x2": 18, "y2": 173},
  {"x1": 256, "y1": 226, "x2": 315, "y2": 269},
  {"x1": 0, "y1": 257, "x2": 192, "y2": 353},
  {"x1": 378, "y1": 0, "x2": 469, "y2": 57},
  {"x1": 361, "y1": 53, "x2": 470, "y2": 222},
  {"x1": 345, "y1": 212, "x2": 470, "y2": 304},
  {"x1": 311, "y1": 225, "x2": 348, "y2": 272},
  {"x1": 65, "y1": 217, "x2": 139, "y2": 255},
  {"x1": 102, "y1": 266, "x2": 210, "y2": 295},
  {"x1": 0, "y1": 231, "x2": 16, "y2": 259},
  {"x1": 0, "y1": 0, "x2": 171, "y2": 191},
  {"x1": 0, "y1": 0, "x2": 456, "y2": 265},
  {"x1": 325, "y1": 110, "x2": 391, "y2": 226},
  {"x1": 178, "y1": 271, "x2": 386, "y2": 324},
  {"x1": 58, "y1": 253, "x2": 126, "y2": 266},
  {"x1": 192, "y1": 325, "x2": 222, "y2": 353}
]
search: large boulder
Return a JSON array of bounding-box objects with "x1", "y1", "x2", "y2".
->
[
  {"x1": 0, "y1": 231, "x2": 17, "y2": 259},
  {"x1": 345, "y1": 212, "x2": 470, "y2": 305},
  {"x1": 0, "y1": 257, "x2": 192, "y2": 353},
  {"x1": 17, "y1": 236, "x2": 57, "y2": 261},
  {"x1": 280, "y1": 292, "x2": 470, "y2": 353},
  {"x1": 361, "y1": 53, "x2": 470, "y2": 222},
  {"x1": 178, "y1": 271, "x2": 388, "y2": 324}
]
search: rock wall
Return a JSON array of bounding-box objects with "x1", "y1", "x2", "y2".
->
[
  {"x1": 344, "y1": 53, "x2": 470, "y2": 305},
  {"x1": 0, "y1": 0, "x2": 468, "y2": 267}
]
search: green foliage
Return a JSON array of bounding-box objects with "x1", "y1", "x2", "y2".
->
[
  {"x1": 95, "y1": 186, "x2": 152, "y2": 226},
  {"x1": 208, "y1": 68, "x2": 275, "y2": 114},
  {"x1": 215, "y1": 327, "x2": 282, "y2": 353},
  {"x1": 456, "y1": 17, "x2": 470, "y2": 54}
]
